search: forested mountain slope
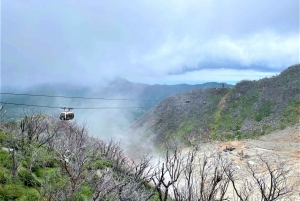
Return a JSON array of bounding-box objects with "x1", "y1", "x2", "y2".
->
[{"x1": 129, "y1": 64, "x2": 300, "y2": 144}]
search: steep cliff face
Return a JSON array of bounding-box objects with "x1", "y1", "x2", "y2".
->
[{"x1": 129, "y1": 64, "x2": 300, "y2": 145}]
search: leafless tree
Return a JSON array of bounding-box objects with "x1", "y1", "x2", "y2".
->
[
  {"x1": 248, "y1": 155, "x2": 294, "y2": 200},
  {"x1": 51, "y1": 121, "x2": 157, "y2": 201},
  {"x1": 119, "y1": 154, "x2": 157, "y2": 200},
  {"x1": 224, "y1": 162, "x2": 254, "y2": 201},
  {"x1": 172, "y1": 147, "x2": 197, "y2": 201},
  {"x1": 51, "y1": 121, "x2": 97, "y2": 201},
  {"x1": 226, "y1": 154, "x2": 296, "y2": 201},
  {"x1": 151, "y1": 144, "x2": 186, "y2": 201},
  {"x1": 90, "y1": 168, "x2": 121, "y2": 201},
  {"x1": 88, "y1": 138, "x2": 126, "y2": 201},
  {"x1": 171, "y1": 147, "x2": 231, "y2": 201},
  {"x1": 19, "y1": 109, "x2": 49, "y2": 147},
  {"x1": 90, "y1": 138, "x2": 157, "y2": 201}
]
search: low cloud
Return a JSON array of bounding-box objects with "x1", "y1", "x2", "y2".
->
[
  {"x1": 138, "y1": 32, "x2": 299, "y2": 75},
  {"x1": 2, "y1": 0, "x2": 299, "y2": 87},
  {"x1": 131, "y1": 68, "x2": 278, "y2": 85}
]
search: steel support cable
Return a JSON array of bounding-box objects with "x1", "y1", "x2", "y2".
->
[
  {"x1": 0, "y1": 102, "x2": 151, "y2": 110},
  {"x1": 0, "y1": 92, "x2": 160, "y2": 102}
]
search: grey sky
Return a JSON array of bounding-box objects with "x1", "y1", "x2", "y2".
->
[{"x1": 2, "y1": 0, "x2": 299, "y2": 88}]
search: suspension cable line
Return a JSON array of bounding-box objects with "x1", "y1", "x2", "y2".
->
[
  {"x1": 0, "y1": 102, "x2": 151, "y2": 110},
  {"x1": 0, "y1": 92, "x2": 160, "y2": 102}
]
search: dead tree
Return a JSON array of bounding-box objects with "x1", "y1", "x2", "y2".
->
[
  {"x1": 151, "y1": 145, "x2": 186, "y2": 201},
  {"x1": 52, "y1": 121, "x2": 97, "y2": 201},
  {"x1": 90, "y1": 139, "x2": 127, "y2": 201},
  {"x1": 224, "y1": 162, "x2": 254, "y2": 201},
  {"x1": 36, "y1": 115, "x2": 64, "y2": 148},
  {"x1": 248, "y1": 155, "x2": 294, "y2": 200},
  {"x1": 52, "y1": 124, "x2": 157, "y2": 200},
  {"x1": 173, "y1": 148, "x2": 231, "y2": 201},
  {"x1": 173, "y1": 147, "x2": 197, "y2": 201},
  {"x1": 90, "y1": 168, "x2": 121, "y2": 201},
  {"x1": 90, "y1": 138, "x2": 157, "y2": 201},
  {"x1": 19, "y1": 110, "x2": 49, "y2": 146},
  {"x1": 226, "y1": 154, "x2": 296, "y2": 201},
  {"x1": 119, "y1": 155, "x2": 157, "y2": 200}
]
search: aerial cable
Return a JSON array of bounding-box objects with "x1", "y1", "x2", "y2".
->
[
  {"x1": 0, "y1": 92, "x2": 160, "y2": 102},
  {"x1": 0, "y1": 102, "x2": 151, "y2": 110}
]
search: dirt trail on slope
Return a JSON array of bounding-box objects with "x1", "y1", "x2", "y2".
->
[{"x1": 218, "y1": 91, "x2": 230, "y2": 109}]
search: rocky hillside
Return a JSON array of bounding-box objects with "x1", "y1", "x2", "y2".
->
[{"x1": 129, "y1": 64, "x2": 300, "y2": 145}]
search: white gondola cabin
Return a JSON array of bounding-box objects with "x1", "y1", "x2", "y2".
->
[{"x1": 60, "y1": 107, "x2": 74, "y2": 120}]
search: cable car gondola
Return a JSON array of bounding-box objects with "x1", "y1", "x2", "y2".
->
[{"x1": 60, "y1": 107, "x2": 74, "y2": 120}]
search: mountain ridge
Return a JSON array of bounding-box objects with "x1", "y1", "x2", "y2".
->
[
  {"x1": 128, "y1": 64, "x2": 300, "y2": 145},
  {"x1": 0, "y1": 79, "x2": 233, "y2": 123}
]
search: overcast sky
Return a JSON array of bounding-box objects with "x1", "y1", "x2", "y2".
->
[{"x1": 2, "y1": 0, "x2": 299, "y2": 88}]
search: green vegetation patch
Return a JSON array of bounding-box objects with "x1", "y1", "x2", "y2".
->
[
  {"x1": 0, "y1": 131, "x2": 10, "y2": 145},
  {"x1": 176, "y1": 117, "x2": 196, "y2": 138},
  {"x1": 210, "y1": 112, "x2": 242, "y2": 140},
  {"x1": 0, "y1": 150, "x2": 11, "y2": 169},
  {"x1": 208, "y1": 84, "x2": 262, "y2": 140},
  {"x1": 73, "y1": 185, "x2": 93, "y2": 201},
  {"x1": 0, "y1": 184, "x2": 24, "y2": 200},
  {"x1": 18, "y1": 168, "x2": 41, "y2": 187},
  {"x1": 281, "y1": 99, "x2": 300, "y2": 125},
  {"x1": 0, "y1": 167, "x2": 11, "y2": 185},
  {"x1": 0, "y1": 182, "x2": 40, "y2": 201},
  {"x1": 93, "y1": 158, "x2": 113, "y2": 170},
  {"x1": 255, "y1": 100, "x2": 272, "y2": 122}
]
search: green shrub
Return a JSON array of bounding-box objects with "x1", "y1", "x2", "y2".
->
[
  {"x1": 73, "y1": 185, "x2": 93, "y2": 201},
  {"x1": 149, "y1": 191, "x2": 172, "y2": 201},
  {"x1": 93, "y1": 159, "x2": 113, "y2": 170},
  {"x1": 255, "y1": 100, "x2": 272, "y2": 122},
  {"x1": 18, "y1": 188, "x2": 40, "y2": 201},
  {"x1": 0, "y1": 184, "x2": 23, "y2": 200},
  {"x1": 18, "y1": 168, "x2": 41, "y2": 187},
  {"x1": 21, "y1": 156, "x2": 32, "y2": 169},
  {"x1": 0, "y1": 167, "x2": 11, "y2": 184},
  {"x1": 0, "y1": 131, "x2": 9, "y2": 145},
  {"x1": 0, "y1": 150, "x2": 11, "y2": 168},
  {"x1": 0, "y1": 184, "x2": 40, "y2": 201},
  {"x1": 33, "y1": 167, "x2": 44, "y2": 178},
  {"x1": 42, "y1": 156, "x2": 58, "y2": 168},
  {"x1": 281, "y1": 99, "x2": 300, "y2": 125},
  {"x1": 35, "y1": 147, "x2": 59, "y2": 168}
]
